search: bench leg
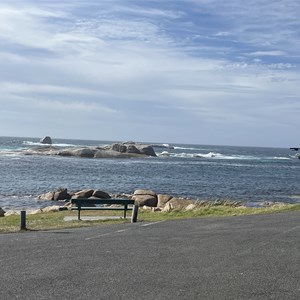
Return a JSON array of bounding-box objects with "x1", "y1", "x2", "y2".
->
[
  {"x1": 78, "y1": 206, "x2": 81, "y2": 221},
  {"x1": 124, "y1": 204, "x2": 127, "y2": 219}
]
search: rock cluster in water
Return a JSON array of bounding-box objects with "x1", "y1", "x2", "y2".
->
[{"x1": 24, "y1": 141, "x2": 157, "y2": 158}]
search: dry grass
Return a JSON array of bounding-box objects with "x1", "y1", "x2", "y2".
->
[{"x1": 0, "y1": 203, "x2": 300, "y2": 233}]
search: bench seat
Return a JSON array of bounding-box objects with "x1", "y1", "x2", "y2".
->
[{"x1": 71, "y1": 198, "x2": 137, "y2": 221}]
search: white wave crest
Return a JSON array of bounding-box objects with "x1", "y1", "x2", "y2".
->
[
  {"x1": 159, "y1": 151, "x2": 171, "y2": 157},
  {"x1": 158, "y1": 151, "x2": 276, "y2": 161},
  {"x1": 174, "y1": 146, "x2": 200, "y2": 151},
  {"x1": 23, "y1": 141, "x2": 77, "y2": 147},
  {"x1": 158, "y1": 151, "x2": 224, "y2": 159},
  {"x1": 195, "y1": 152, "x2": 222, "y2": 158}
]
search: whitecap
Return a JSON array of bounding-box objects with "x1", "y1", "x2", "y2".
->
[
  {"x1": 174, "y1": 146, "x2": 200, "y2": 151},
  {"x1": 159, "y1": 151, "x2": 171, "y2": 157},
  {"x1": 23, "y1": 141, "x2": 77, "y2": 147},
  {"x1": 194, "y1": 152, "x2": 223, "y2": 158}
]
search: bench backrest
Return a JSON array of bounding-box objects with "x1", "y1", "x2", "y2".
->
[{"x1": 71, "y1": 198, "x2": 135, "y2": 206}]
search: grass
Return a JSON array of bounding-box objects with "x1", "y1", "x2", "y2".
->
[{"x1": 1, "y1": 203, "x2": 300, "y2": 233}]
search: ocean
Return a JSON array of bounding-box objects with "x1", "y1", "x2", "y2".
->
[{"x1": 0, "y1": 136, "x2": 299, "y2": 210}]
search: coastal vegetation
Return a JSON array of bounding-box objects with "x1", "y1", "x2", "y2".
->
[{"x1": 0, "y1": 202, "x2": 299, "y2": 233}]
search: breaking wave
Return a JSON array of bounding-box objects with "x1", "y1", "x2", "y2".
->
[
  {"x1": 23, "y1": 141, "x2": 77, "y2": 147},
  {"x1": 158, "y1": 151, "x2": 291, "y2": 161}
]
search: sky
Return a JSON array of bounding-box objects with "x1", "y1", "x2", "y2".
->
[{"x1": 0, "y1": 0, "x2": 300, "y2": 147}]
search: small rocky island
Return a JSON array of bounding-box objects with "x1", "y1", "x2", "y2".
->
[{"x1": 24, "y1": 140, "x2": 157, "y2": 159}]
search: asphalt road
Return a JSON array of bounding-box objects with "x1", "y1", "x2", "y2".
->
[{"x1": 0, "y1": 212, "x2": 299, "y2": 300}]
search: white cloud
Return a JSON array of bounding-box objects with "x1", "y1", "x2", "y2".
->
[
  {"x1": 248, "y1": 51, "x2": 286, "y2": 57},
  {"x1": 0, "y1": 81, "x2": 107, "y2": 97},
  {"x1": 33, "y1": 99, "x2": 117, "y2": 114},
  {"x1": 0, "y1": 0, "x2": 299, "y2": 146}
]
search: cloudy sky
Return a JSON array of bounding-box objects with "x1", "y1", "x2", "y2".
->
[{"x1": 0, "y1": 0, "x2": 299, "y2": 147}]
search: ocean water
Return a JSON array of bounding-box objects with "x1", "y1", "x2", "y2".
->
[{"x1": 0, "y1": 136, "x2": 300, "y2": 210}]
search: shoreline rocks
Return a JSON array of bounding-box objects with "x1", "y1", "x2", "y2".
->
[
  {"x1": 2, "y1": 188, "x2": 244, "y2": 217},
  {"x1": 35, "y1": 187, "x2": 242, "y2": 211},
  {"x1": 35, "y1": 188, "x2": 202, "y2": 211},
  {"x1": 37, "y1": 188, "x2": 111, "y2": 201}
]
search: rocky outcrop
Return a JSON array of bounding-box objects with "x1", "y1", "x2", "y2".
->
[
  {"x1": 24, "y1": 141, "x2": 157, "y2": 159},
  {"x1": 40, "y1": 136, "x2": 52, "y2": 144}
]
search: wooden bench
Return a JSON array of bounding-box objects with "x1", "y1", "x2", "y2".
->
[{"x1": 70, "y1": 198, "x2": 138, "y2": 222}]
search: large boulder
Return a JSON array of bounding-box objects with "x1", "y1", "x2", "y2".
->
[
  {"x1": 0, "y1": 207, "x2": 5, "y2": 217},
  {"x1": 167, "y1": 198, "x2": 197, "y2": 210},
  {"x1": 40, "y1": 136, "x2": 52, "y2": 144},
  {"x1": 157, "y1": 194, "x2": 173, "y2": 208},
  {"x1": 37, "y1": 191, "x2": 55, "y2": 201},
  {"x1": 73, "y1": 189, "x2": 94, "y2": 199},
  {"x1": 132, "y1": 189, "x2": 157, "y2": 207},
  {"x1": 53, "y1": 188, "x2": 70, "y2": 201},
  {"x1": 92, "y1": 190, "x2": 111, "y2": 199},
  {"x1": 134, "y1": 189, "x2": 156, "y2": 196},
  {"x1": 132, "y1": 195, "x2": 157, "y2": 207}
]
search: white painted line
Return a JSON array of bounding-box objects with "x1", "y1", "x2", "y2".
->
[
  {"x1": 282, "y1": 225, "x2": 300, "y2": 234},
  {"x1": 85, "y1": 227, "x2": 133, "y2": 240},
  {"x1": 85, "y1": 232, "x2": 112, "y2": 240},
  {"x1": 140, "y1": 221, "x2": 165, "y2": 227},
  {"x1": 85, "y1": 221, "x2": 165, "y2": 240},
  {"x1": 115, "y1": 229, "x2": 131, "y2": 233}
]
